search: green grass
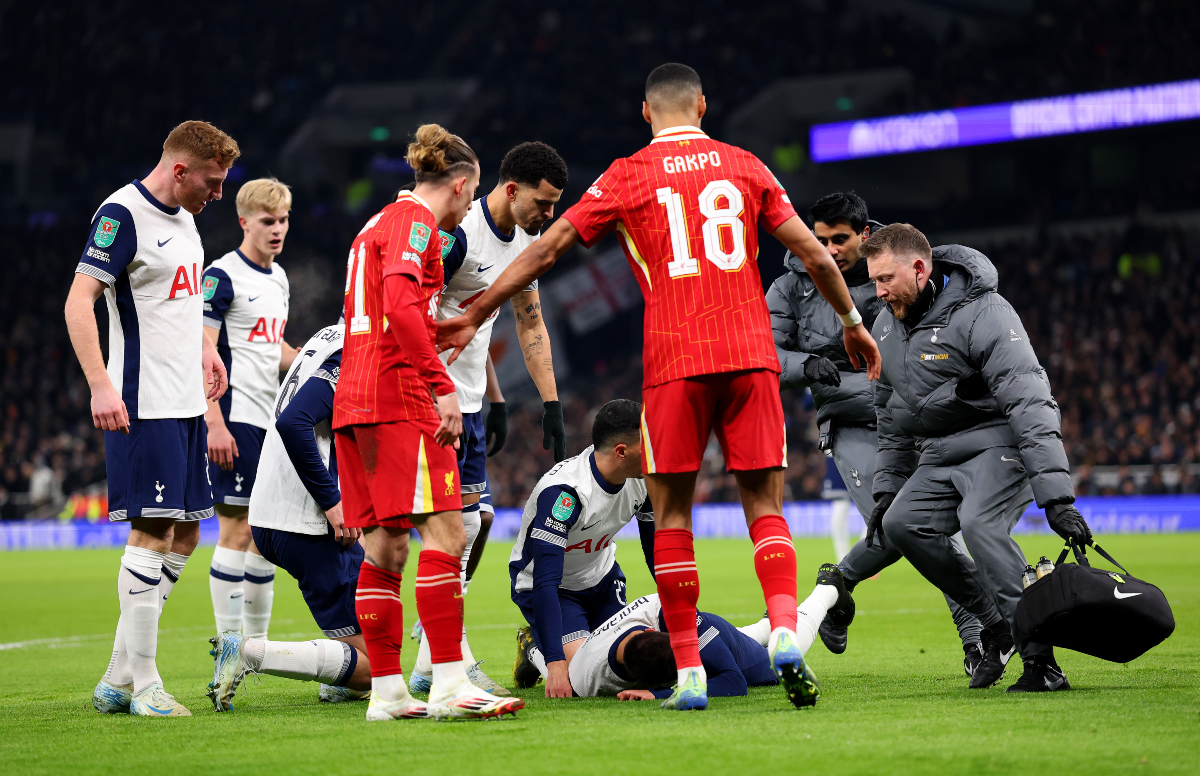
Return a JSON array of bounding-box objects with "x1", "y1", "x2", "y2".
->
[{"x1": 0, "y1": 535, "x2": 1197, "y2": 775}]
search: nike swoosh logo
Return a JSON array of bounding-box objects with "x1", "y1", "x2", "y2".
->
[
  {"x1": 129, "y1": 588, "x2": 154, "y2": 595},
  {"x1": 1001, "y1": 456, "x2": 1020, "y2": 463},
  {"x1": 144, "y1": 704, "x2": 173, "y2": 715},
  {"x1": 1114, "y1": 588, "x2": 1142, "y2": 599},
  {"x1": 157, "y1": 238, "x2": 173, "y2": 247},
  {"x1": 1000, "y1": 645, "x2": 1015, "y2": 664},
  {"x1": 478, "y1": 264, "x2": 494, "y2": 272},
  {"x1": 248, "y1": 295, "x2": 261, "y2": 302},
  {"x1": 881, "y1": 332, "x2": 889, "y2": 340},
  {"x1": 802, "y1": 288, "x2": 815, "y2": 297}
]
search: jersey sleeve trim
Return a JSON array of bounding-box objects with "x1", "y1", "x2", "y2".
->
[{"x1": 75, "y1": 262, "x2": 117, "y2": 286}]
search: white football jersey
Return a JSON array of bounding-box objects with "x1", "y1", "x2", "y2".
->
[
  {"x1": 568, "y1": 594, "x2": 662, "y2": 697},
  {"x1": 436, "y1": 199, "x2": 539, "y2": 413},
  {"x1": 249, "y1": 324, "x2": 343, "y2": 535},
  {"x1": 75, "y1": 181, "x2": 208, "y2": 420},
  {"x1": 509, "y1": 446, "x2": 652, "y2": 593},
  {"x1": 202, "y1": 251, "x2": 290, "y2": 430}
]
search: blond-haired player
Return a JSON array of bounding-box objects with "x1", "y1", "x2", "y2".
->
[
  {"x1": 202, "y1": 177, "x2": 300, "y2": 640},
  {"x1": 67, "y1": 120, "x2": 237, "y2": 716}
]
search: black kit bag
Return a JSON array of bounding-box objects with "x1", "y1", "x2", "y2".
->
[{"x1": 1014, "y1": 541, "x2": 1175, "y2": 663}]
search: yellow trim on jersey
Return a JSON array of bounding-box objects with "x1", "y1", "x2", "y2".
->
[
  {"x1": 394, "y1": 190, "x2": 434, "y2": 216},
  {"x1": 651, "y1": 125, "x2": 710, "y2": 144},
  {"x1": 413, "y1": 436, "x2": 434, "y2": 514},
  {"x1": 641, "y1": 408, "x2": 657, "y2": 475},
  {"x1": 616, "y1": 222, "x2": 653, "y2": 291}
]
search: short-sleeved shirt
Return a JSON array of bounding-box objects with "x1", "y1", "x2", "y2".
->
[
  {"x1": 333, "y1": 191, "x2": 448, "y2": 428},
  {"x1": 560, "y1": 126, "x2": 797, "y2": 388},
  {"x1": 202, "y1": 250, "x2": 290, "y2": 430},
  {"x1": 75, "y1": 180, "x2": 207, "y2": 419}
]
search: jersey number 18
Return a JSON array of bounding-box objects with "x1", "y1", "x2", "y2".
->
[{"x1": 656, "y1": 179, "x2": 747, "y2": 278}]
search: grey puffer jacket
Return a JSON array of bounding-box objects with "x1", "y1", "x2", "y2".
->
[
  {"x1": 871, "y1": 244, "x2": 1075, "y2": 509},
  {"x1": 767, "y1": 247, "x2": 885, "y2": 428}
]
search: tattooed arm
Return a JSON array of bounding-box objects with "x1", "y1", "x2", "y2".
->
[{"x1": 511, "y1": 287, "x2": 559, "y2": 402}]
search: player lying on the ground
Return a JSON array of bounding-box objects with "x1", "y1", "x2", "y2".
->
[
  {"x1": 73, "y1": 121, "x2": 236, "y2": 717},
  {"x1": 767, "y1": 191, "x2": 989, "y2": 677},
  {"x1": 407, "y1": 142, "x2": 570, "y2": 695},
  {"x1": 863, "y1": 224, "x2": 1092, "y2": 692},
  {"x1": 565, "y1": 565, "x2": 851, "y2": 702},
  {"x1": 509, "y1": 399, "x2": 655, "y2": 697},
  {"x1": 203, "y1": 177, "x2": 299, "y2": 641},
  {"x1": 439, "y1": 62, "x2": 880, "y2": 712},
  {"x1": 209, "y1": 321, "x2": 380, "y2": 711}
]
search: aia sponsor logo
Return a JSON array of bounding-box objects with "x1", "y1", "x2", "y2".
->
[
  {"x1": 248, "y1": 318, "x2": 287, "y2": 343},
  {"x1": 168, "y1": 263, "x2": 202, "y2": 299}
]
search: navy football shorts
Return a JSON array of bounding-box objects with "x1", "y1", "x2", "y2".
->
[
  {"x1": 456, "y1": 410, "x2": 488, "y2": 494},
  {"x1": 106, "y1": 416, "x2": 213, "y2": 521},
  {"x1": 251, "y1": 525, "x2": 364, "y2": 638},
  {"x1": 209, "y1": 421, "x2": 266, "y2": 507},
  {"x1": 513, "y1": 562, "x2": 628, "y2": 648}
]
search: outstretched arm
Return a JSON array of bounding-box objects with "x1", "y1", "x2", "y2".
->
[
  {"x1": 771, "y1": 217, "x2": 880, "y2": 380},
  {"x1": 438, "y1": 219, "x2": 580, "y2": 362}
]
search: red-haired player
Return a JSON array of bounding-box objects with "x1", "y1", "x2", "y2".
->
[
  {"x1": 335, "y1": 124, "x2": 523, "y2": 721},
  {"x1": 439, "y1": 65, "x2": 878, "y2": 711}
]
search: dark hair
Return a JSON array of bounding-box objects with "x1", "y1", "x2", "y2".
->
[
  {"x1": 623, "y1": 631, "x2": 676, "y2": 686},
  {"x1": 591, "y1": 399, "x2": 641, "y2": 450},
  {"x1": 859, "y1": 223, "x2": 932, "y2": 262},
  {"x1": 406, "y1": 124, "x2": 478, "y2": 184},
  {"x1": 392, "y1": 181, "x2": 416, "y2": 200},
  {"x1": 498, "y1": 141, "x2": 568, "y2": 191},
  {"x1": 809, "y1": 191, "x2": 869, "y2": 233},
  {"x1": 645, "y1": 63, "x2": 703, "y2": 109}
]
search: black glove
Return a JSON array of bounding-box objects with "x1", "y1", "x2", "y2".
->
[
  {"x1": 1046, "y1": 503, "x2": 1092, "y2": 545},
  {"x1": 865, "y1": 492, "x2": 896, "y2": 549},
  {"x1": 485, "y1": 401, "x2": 508, "y2": 457},
  {"x1": 803, "y1": 356, "x2": 842, "y2": 387},
  {"x1": 542, "y1": 400, "x2": 567, "y2": 463}
]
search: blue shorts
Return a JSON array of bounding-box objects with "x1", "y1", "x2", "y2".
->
[
  {"x1": 457, "y1": 411, "x2": 487, "y2": 494},
  {"x1": 210, "y1": 421, "x2": 266, "y2": 507},
  {"x1": 513, "y1": 562, "x2": 628, "y2": 648},
  {"x1": 251, "y1": 525, "x2": 364, "y2": 638},
  {"x1": 106, "y1": 416, "x2": 213, "y2": 522}
]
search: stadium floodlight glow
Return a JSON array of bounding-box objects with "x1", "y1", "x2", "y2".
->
[{"x1": 809, "y1": 78, "x2": 1200, "y2": 163}]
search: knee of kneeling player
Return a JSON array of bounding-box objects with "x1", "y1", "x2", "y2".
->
[{"x1": 623, "y1": 631, "x2": 677, "y2": 688}]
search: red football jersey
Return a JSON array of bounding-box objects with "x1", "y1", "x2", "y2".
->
[
  {"x1": 333, "y1": 192, "x2": 449, "y2": 428},
  {"x1": 562, "y1": 126, "x2": 797, "y2": 388}
]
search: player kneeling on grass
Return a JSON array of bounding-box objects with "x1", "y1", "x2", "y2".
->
[
  {"x1": 565, "y1": 565, "x2": 850, "y2": 703},
  {"x1": 208, "y1": 322, "x2": 377, "y2": 710},
  {"x1": 509, "y1": 399, "x2": 656, "y2": 697}
]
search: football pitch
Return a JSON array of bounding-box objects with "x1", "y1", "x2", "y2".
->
[{"x1": 1, "y1": 535, "x2": 1196, "y2": 775}]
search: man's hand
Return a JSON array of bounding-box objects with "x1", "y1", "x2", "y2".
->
[
  {"x1": 617, "y1": 689, "x2": 656, "y2": 701},
  {"x1": 545, "y1": 660, "x2": 573, "y2": 698},
  {"x1": 866, "y1": 491, "x2": 896, "y2": 549},
  {"x1": 542, "y1": 400, "x2": 566, "y2": 462},
  {"x1": 324, "y1": 501, "x2": 360, "y2": 547},
  {"x1": 202, "y1": 338, "x2": 229, "y2": 400},
  {"x1": 803, "y1": 356, "x2": 842, "y2": 387},
  {"x1": 486, "y1": 401, "x2": 508, "y2": 457},
  {"x1": 436, "y1": 316, "x2": 480, "y2": 365},
  {"x1": 435, "y1": 392, "x2": 463, "y2": 449},
  {"x1": 91, "y1": 381, "x2": 130, "y2": 434},
  {"x1": 1046, "y1": 503, "x2": 1092, "y2": 545},
  {"x1": 207, "y1": 421, "x2": 239, "y2": 471},
  {"x1": 843, "y1": 324, "x2": 881, "y2": 380}
]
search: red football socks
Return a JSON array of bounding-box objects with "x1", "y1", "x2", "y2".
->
[
  {"x1": 355, "y1": 562, "x2": 404, "y2": 677},
  {"x1": 750, "y1": 515, "x2": 798, "y2": 632},
  {"x1": 414, "y1": 550, "x2": 463, "y2": 664},
  {"x1": 654, "y1": 528, "x2": 702, "y2": 669}
]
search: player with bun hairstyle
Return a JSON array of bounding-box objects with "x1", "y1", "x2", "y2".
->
[{"x1": 333, "y1": 125, "x2": 523, "y2": 721}]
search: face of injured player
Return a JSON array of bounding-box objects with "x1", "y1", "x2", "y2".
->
[
  {"x1": 241, "y1": 209, "x2": 290, "y2": 259},
  {"x1": 173, "y1": 156, "x2": 231, "y2": 215},
  {"x1": 868, "y1": 249, "x2": 926, "y2": 320},
  {"x1": 510, "y1": 179, "x2": 564, "y2": 236}
]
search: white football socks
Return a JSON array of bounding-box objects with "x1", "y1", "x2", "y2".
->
[
  {"x1": 160, "y1": 551, "x2": 188, "y2": 609},
  {"x1": 413, "y1": 625, "x2": 475, "y2": 676},
  {"x1": 210, "y1": 546, "x2": 246, "y2": 633},
  {"x1": 242, "y1": 552, "x2": 275, "y2": 639},
  {"x1": 430, "y1": 660, "x2": 469, "y2": 696},
  {"x1": 242, "y1": 638, "x2": 353, "y2": 684},
  {"x1": 528, "y1": 645, "x2": 548, "y2": 677},
  {"x1": 830, "y1": 498, "x2": 851, "y2": 561},
  {"x1": 739, "y1": 584, "x2": 840, "y2": 654},
  {"x1": 117, "y1": 546, "x2": 165, "y2": 693},
  {"x1": 373, "y1": 673, "x2": 410, "y2": 702},
  {"x1": 103, "y1": 551, "x2": 188, "y2": 687},
  {"x1": 677, "y1": 665, "x2": 707, "y2": 687}
]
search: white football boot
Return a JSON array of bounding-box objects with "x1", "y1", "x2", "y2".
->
[
  {"x1": 428, "y1": 677, "x2": 525, "y2": 721},
  {"x1": 92, "y1": 679, "x2": 132, "y2": 714},
  {"x1": 207, "y1": 631, "x2": 252, "y2": 711},
  {"x1": 319, "y1": 684, "x2": 370, "y2": 703},
  {"x1": 365, "y1": 691, "x2": 433, "y2": 721},
  {"x1": 466, "y1": 660, "x2": 512, "y2": 697},
  {"x1": 129, "y1": 683, "x2": 191, "y2": 717}
]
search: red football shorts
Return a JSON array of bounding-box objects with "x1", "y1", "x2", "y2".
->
[
  {"x1": 640, "y1": 369, "x2": 786, "y2": 474},
  {"x1": 335, "y1": 420, "x2": 462, "y2": 529}
]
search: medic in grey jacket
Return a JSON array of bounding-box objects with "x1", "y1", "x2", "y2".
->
[{"x1": 862, "y1": 224, "x2": 1091, "y2": 693}]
